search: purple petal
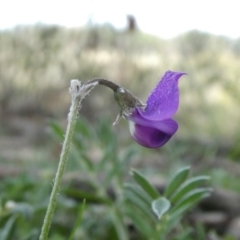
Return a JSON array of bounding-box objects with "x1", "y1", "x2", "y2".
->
[
  {"x1": 129, "y1": 122, "x2": 172, "y2": 148},
  {"x1": 139, "y1": 70, "x2": 186, "y2": 121},
  {"x1": 127, "y1": 110, "x2": 178, "y2": 148},
  {"x1": 129, "y1": 109, "x2": 178, "y2": 135}
]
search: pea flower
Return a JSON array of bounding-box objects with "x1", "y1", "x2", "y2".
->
[
  {"x1": 114, "y1": 70, "x2": 186, "y2": 148},
  {"x1": 85, "y1": 70, "x2": 186, "y2": 148}
]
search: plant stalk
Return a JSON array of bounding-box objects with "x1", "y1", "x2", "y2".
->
[{"x1": 39, "y1": 80, "x2": 89, "y2": 240}]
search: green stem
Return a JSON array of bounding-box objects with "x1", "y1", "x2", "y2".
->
[{"x1": 39, "y1": 80, "x2": 91, "y2": 240}]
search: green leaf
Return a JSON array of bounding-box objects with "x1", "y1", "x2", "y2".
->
[
  {"x1": 124, "y1": 183, "x2": 152, "y2": 205},
  {"x1": 74, "y1": 119, "x2": 93, "y2": 139},
  {"x1": 49, "y1": 121, "x2": 64, "y2": 140},
  {"x1": 170, "y1": 176, "x2": 210, "y2": 203},
  {"x1": 131, "y1": 169, "x2": 159, "y2": 199},
  {"x1": 171, "y1": 188, "x2": 211, "y2": 214},
  {"x1": 0, "y1": 196, "x2": 7, "y2": 210},
  {"x1": 97, "y1": 151, "x2": 114, "y2": 172},
  {"x1": 0, "y1": 215, "x2": 18, "y2": 240},
  {"x1": 168, "y1": 192, "x2": 210, "y2": 221},
  {"x1": 111, "y1": 208, "x2": 128, "y2": 240},
  {"x1": 164, "y1": 166, "x2": 190, "y2": 198},
  {"x1": 104, "y1": 160, "x2": 123, "y2": 187},
  {"x1": 72, "y1": 134, "x2": 84, "y2": 149},
  {"x1": 64, "y1": 188, "x2": 111, "y2": 204},
  {"x1": 68, "y1": 199, "x2": 86, "y2": 240},
  {"x1": 124, "y1": 188, "x2": 155, "y2": 221},
  {"x1": 73, "y1": 150, "x2": 94, "y2": 171},
  {"x1": 151, "y1": 197, "x2": 171, "y2": 219},
  {"x1": 125, "y1": 189, "x2": 149, "y2": 212},
  {"x1": 126, "y1": 206, "x2": 155, "y2": 238}
]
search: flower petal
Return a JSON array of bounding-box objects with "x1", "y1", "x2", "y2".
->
[
  {"x1": 140, "y1": 70, "x2": 186, "y2": 121},
  {"x1": 129, "y1": 122, "x2": 172, "y2": 148},
  {"x1": 127, "y1": 109, "x2": 178, "y2": 148}
]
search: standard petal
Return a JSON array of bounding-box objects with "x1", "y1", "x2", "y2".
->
[
  {"x1": 140, "y1": 70, "x2": 186, "y2": 121},
  {"x1": 127, "y1": 110, "x2": 178, "y2": 148}
]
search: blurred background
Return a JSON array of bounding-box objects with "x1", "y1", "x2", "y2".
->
[{"x1": 1, "y1": 0, "x2": 240, "y2": 239}]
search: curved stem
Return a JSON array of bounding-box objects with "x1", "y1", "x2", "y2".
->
[{"x1": 86, "y1": 78, "x2": 121, "y2": 92}]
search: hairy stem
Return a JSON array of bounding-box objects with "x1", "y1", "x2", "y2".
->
[{"x1": 39, "y1": 80, "x2": 92, "y2": 240}]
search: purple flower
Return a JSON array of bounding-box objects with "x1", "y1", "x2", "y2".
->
[{"x1": 126, "y1": 71, "x2": 186, "y2": 148}]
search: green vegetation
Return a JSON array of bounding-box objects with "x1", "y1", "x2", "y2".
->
[{"x1": 0, "y1": 119, "x2": 211, "y2": 239}]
